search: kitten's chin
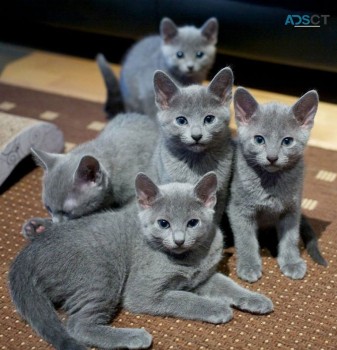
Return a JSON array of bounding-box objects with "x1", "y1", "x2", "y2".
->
[
  {"x1": 263, "y1": 165, "x2": 281, "y2": 173},
  {"x1": 187, "y1": 143, "x2": 207, "y2": 153}
]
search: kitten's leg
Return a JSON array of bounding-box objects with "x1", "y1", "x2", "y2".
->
[
  {"x1": 22, "y1": 217, "x2": 53, "y2": 241},
  {"x1": 277, "y1": 212, "x2": 307, "y2": 279},
  {"x1": 196, "y1": 272, "x2": 273, "y2": 314},
  {"x1": 228, "y1": 206, "x2": 262, "y2": 282},
  {"x1": 67, "y1": 305, "x2": 152, "y2": 349},
  {"x1": 129, "y1": 291, "x2": 233, "y2": 324}
]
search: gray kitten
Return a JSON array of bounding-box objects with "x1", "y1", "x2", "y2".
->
[
  {"x1": 228, "y1": 87, "x2": 324, "y2": 282},
  {"x1": 150, "y1": 67, "x2": 234, "y2": 224},
  {"x1": 9, "y1": 172, "x2": 273, "y2": 350},
  {"x1": 31, "y1": 112, "x2": 157, "y2": 223},
  {"x1": 119, "y1": 17, "x2": 218, "y2": 118}
]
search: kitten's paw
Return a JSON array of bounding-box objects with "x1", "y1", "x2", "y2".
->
[
  {"x1": 125, "y1": 329, "x2": 152, "y2": 349},
  {"x1": 22, "y1": 217, "x2": 52, "y2": 241},
  {"x1": 237, "y1": 264, "x2": 262, "y2": 283},
  {"x1": 237, "y1": 293, "x2": 274, "y2": 314},
  {"x1": 280, "y1": 259, "x2": 307, "y2": 279},
  {"x1": 205, "y1": 306, "x2": 233, "y2": 324}
]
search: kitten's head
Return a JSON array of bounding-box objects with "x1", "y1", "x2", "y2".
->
[
  {"x1": 160, "y1": 17, "x2": 218, "y2": 82},
  {"x1": 234, "y1": 87, "x2": 319, "y2": 173},
  {"x1": 153, "y1": 67, "x2": 233, "y2": 153},
  {"x1": 135, "y1": 172, "x2": 217, "y2": 256},
  {"x1": 32, "y1": 148, "x2": 111, "y2": 222}
]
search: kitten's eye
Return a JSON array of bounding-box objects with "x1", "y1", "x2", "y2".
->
[
  {"x1": 282, "y1": 137, "x2": 294, "y2": 146},
  {"x1": 196, "y1": 51, "x2": 204, "y2": 59},
  {"x1": 158, "y1": 219, "x2": 170, "y2": 229},
  {"x1": 176, "y1": 51, "x2": 184, "y2": 59},
  {"x1": 45, "y1": 205, "x2": 52, "y2": 214},
  {"x1": 204, "y1": 115, "x2": 215, "y2": 124},
  {"x1": 254, "y1": 135, "x2": 265, "y2": 145},
  {"x1": 176, "y1": 116, "x2": 188, "y2": 125},
  {"x1": 187, "y1": 219, "x2": 199, "y2": 228}
]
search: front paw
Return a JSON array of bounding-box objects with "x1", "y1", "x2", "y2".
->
[
  {"x1": 280, "y1": 259, "x2": 307, "y2": 279},
  {"x1": 237, "y1": 263, "x2": 262, "y2": 283},
  {"x1": 22, "y1": 217, "x2": 52, "y2": 241},
  {"x1": 205, "y1": 305, "x2": 233, "y2": 324},
  {"x1": 238, "y1": 293, "x2": 274, "y2": 314}
]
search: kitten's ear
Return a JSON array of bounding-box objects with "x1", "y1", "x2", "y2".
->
[
  {"x1": 31, "y1": 147, "x2": 61, "y2": 171},
  {"x1": 292, "y1": 90, "x2": 319, "y2": 129},
  {"x1": 207, "y1": 67, "x2": 233, "y2": 105},
  {"x1": 154, "y1": 70, "x2": 180, "y2": 110},
  {"x1": 200, "y1": 17, "x2": 218, "y2": 44},
  {"x1": 135, "y1": 173, "x2": 161, "y2": 209},
  {"x1": 194, "y1": 172, "x2": 218, "y2": 209},
  {"x1": 233, "y1": 87, "x2": 259, "y2": 125},
  {"x1": 74, "y1": 155, "x2": 103, "y2": 186},
  {"x1": 160, "y1": 17, "x2": 178, "y2": 43}
]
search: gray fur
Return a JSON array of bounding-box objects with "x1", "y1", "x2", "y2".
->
[
  {"x1": 150, "y1": 67, "x2": 234, "y2": 224},
  {"x1": 119, "y1": 17, "x2": 218, "y2": 118},
  {"x1": 32, "y1": 112, "x2": 157, "y2": 223},
  {"x1": 9, "y1": 172, "x2": 273, "y2": 350},
  {"x1": 228, "y1": 87, "x2": 321, "y2": 282}
]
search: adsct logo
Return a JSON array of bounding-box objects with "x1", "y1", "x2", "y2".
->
[{"x1": 285, "y1": 14, "x2": 330, "y2": 27}]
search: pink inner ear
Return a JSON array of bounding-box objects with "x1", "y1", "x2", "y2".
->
[
  {"x1": 205, "y1": 195, "x2": 217, "y2": 209},
  {"x1": 138, "y1": 190, "x2": 152, "y2": 209},
  {"x1": 235, "y1": 102, "x2": 249, "y2": 125}
]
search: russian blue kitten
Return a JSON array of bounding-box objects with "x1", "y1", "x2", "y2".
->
[
  {"x1": 150, "y1": 67, "x2": 234, "y2": 224},
  {"x1": 119, "y1": 17, "x2": 218, "y2": 118},
  {"x1": 32, "y1": 112, "x2": 157, "y2": 223},
  {"x1": 228, "y1": 87, "x2": 322, "y2": 282},
  {"x1": 9, "y1": 172, "x2": 273, "y2": 350}
]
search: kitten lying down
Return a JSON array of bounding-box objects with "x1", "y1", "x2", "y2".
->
[{"x1": 9, "y1": 172, "x2": 273, "y2": 350}]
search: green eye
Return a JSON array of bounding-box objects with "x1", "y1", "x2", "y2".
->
[
  {"x1": 176, "y1": 116, "x2": 188, "y2": 125},
  {"x1": 158, "y1": 219, "x2": 170, "y2": 229},
  {"x1": 187, "y1": 219, "x2": 199, "y2": 228},
  {"x1": 176, "y1": 51, "x2": 184, "y2": 59},
  {"x1": 196, "y1": 51, "x2": 204, "y2": 58},
  {"x1": 204, "y1": 115, "x2": 215, "y2": 124},
  {"x1": 282, "y1": 137, "x2": 294, "y2": 146},
  {"x1": 254, "y1": 135, "x2": 265, "y2": 145}
]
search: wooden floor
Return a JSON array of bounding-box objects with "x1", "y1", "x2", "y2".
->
[{"x1": 1, "y1": 48, "x2": 336, "y2": 151}]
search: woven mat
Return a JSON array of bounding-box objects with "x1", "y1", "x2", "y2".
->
[{"x1": 0, "y1": 82, "x2": 336, "y2": 350}]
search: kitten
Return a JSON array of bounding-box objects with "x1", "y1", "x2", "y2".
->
[
  {"x1": 9, "y1": 172, "x2": 273, "y2": 350},
  {"x1": 31, "y1": 112, "x2": 157, "y2": 223},
  {"x1": 118, "y1": 17, "x2": 218, "y2": 118},
  {"x1": 150, "y1": 67, "x2": 234, "y2": 224},
  {"x1": 228, "y1": 87, "x2": 324, "y2": 282}
]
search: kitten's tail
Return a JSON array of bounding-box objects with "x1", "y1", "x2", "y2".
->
[
  {"x1": 8, "y1": 252, "x2": 86, "y2": 350},
  {"x1": 96, "y1": 53, "x2": 125, "y2": 120},
  {"x1": 300, "y1": 215, "x2": 327, "y2": 266}
]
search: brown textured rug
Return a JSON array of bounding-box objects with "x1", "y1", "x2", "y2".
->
[{"x1": 0, "y1": 82, "x2": 336, "y2": 350}]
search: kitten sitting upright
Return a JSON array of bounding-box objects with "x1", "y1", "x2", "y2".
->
[
  {"x1": 31, "y1": 112, "x2": 157, "y2": 223},
  {"x1": 150, "y1": 67, "x2": 234, "y2": 224},
  {"x1": 117, "y1": 17, "x2": 218, "y2": 119},
  {"x1": 9, "y1": 172, "x2": 273, "y2": 350},
  {"x1": 228, "y1": 87, "x2": 324, "y2": 282}
]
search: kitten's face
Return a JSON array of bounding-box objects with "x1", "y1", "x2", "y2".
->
[
  {"x1": 159, "y1": 86, "x2": 230, "y2": 153},
  {"x1": 32, "y1": 149, "x2": 109, "y2": 222},
  {"x1": 160, "y1": 18, "x2": 218, "y2": 80},
  {"x1": 154, "y1": 67, "x2": 233, "y2": 154},
  {"x1": 136, "y1": 172, "x2": 217, "y2": 255},
  {"x1": 238, "y1": 104, "x2": 310, "y2": 173},
  {"x1": 161, "y1": 29, "x2": 216, "y2": 78},
  {"x1": 234, "y1": 88, "x2": 318, "y2": 173}
]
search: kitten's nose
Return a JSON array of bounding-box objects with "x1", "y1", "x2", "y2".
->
[
  {"x1": 267, "y1": 156, "x2": 278, "y2": 164},
  {"x1": 173, "y1": 231, "x2": 185, "y2": 246},
  {"x1": 192, "y1": 134, "x2": 202, "y2": 142},
  {"x1": 187, "y1": 65, "x2": 194, "y2": 72}
]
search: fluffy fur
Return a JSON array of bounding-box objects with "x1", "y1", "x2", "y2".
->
[
  {"x1": 9, "y1": 172, "x2": 273, "y2": 350},
  {"x1": 118, "y1": 17, "x2": 218, "y2": 118},
  {"x1": 228, "y1": 87, "x2": 325, "y2": 282}
]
